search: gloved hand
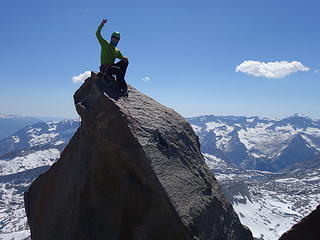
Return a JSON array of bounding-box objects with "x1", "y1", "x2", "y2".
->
[{"x1": 101, "y1": 19, "x2": 107, "y2": 25}]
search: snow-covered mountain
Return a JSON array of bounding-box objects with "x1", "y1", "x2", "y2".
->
[
  {"x1": 188, "y1": 114, "x2": 320, "y2": 172},
  {"x1": 203, "y1": 153, "x2": 320, "y2": 240},
  {"x1": 0, "y1": 120, "x2": 79, "y2": 158},
  {"x1": 187, "y1": 114, "x2": 320, "y2": 240},
  {"x1": 1, "y1": 114, "x2": 319, "y2": 239},
  {"x1": 0, "y1": 120, "x2": 79, "y2": 239},
  {"x1": 0, "y1": 114, "x2": 40, "y2": 141}
]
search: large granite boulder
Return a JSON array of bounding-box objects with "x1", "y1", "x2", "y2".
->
[
  {"x1": 279, "y1": 204, "x2": 320, "y2": 240},
  {"x1": 24, "y1": 72, "x2": 253, "y2": 240}
]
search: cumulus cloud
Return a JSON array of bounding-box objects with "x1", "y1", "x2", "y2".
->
[
  {"x1": 142, "y1": 76, "x2": 151, "y2": 82},
  {"x1": 72, "y1": 71, "x2": 91, "y2": 83},
  {"x1": 235, "y1": 61, "x2": 309, "y2": 78}
]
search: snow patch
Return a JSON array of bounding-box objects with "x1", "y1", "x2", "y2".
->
[
  {"x1": 275, "y1": 178, "x2": 302, "y2": 183},
  {"x1": 238, "y1": 123, "x2": 292, "y2": 157},
  {"x1": 48, "y1": 122, "x2": 58, "y2": 131},
  {"x1": 205, "y1": 122, "x2": 224, "y2": 131},
  {"x1": 26, "y1": 128, "x2": 41, "y2": 134},
  {"x1": 305, "y1": 176, "x2": 320, "y2": 181},
  {"x1": 0, "y1": 230, "x2": 30, "y2": 240},
  {"x1": 234, "y1": 196, "x2": 299, "y2": 240},
  {"x1": 54, "y1": 140, "x2": 64, "y2": 146},
  {"x1": 191, "y1": 124, "x2": 202, "y2": 134},
  {"x1": 275, "y1": 125, "x2": 298, "y2": 134},
  {"x1": 12, "y1": 136, "x2": 20, "y2": 143},
  {"x1": 0, "y1": 149, "x2": 60, "y2": 175},
  {"x1": 203, "y1": 153, "x2": 226, "y2": 170},
  {"x1": 306, "y1": 127, "x2": 320, "y2": 137},
  {"x1": 29, "y1": 133, "x2": 59, "y2": 147}
]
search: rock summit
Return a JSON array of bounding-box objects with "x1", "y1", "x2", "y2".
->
[{"x1": 25, "y1": 73, "x2": 253, "y2": 240}]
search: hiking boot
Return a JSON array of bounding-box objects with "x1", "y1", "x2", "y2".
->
[
  {"x1": 97, "y1": 72, "x2": 103, "y2": 78},
  {"x1": 120, "y1": 89, "x2": 128, "y2": 97}
]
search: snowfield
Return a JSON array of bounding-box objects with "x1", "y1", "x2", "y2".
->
[
  {"x1": 0, "y1": 149, "x2": 60, "y2": 176},
  {"x1": 0, "y1": 120, "x2": 79, "y2": 239},
  {"x1": 1, "y1": 115, "x2": 319, "y2": 239},
  {"x1": 203, "y1": 153, "x2": 320, "y2": 240}
]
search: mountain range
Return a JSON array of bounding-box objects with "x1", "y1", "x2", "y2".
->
[
  {"x1": 0, "y1": 114, "x2": 319, "y2": 239},
  {"x1": 0, "y1": 120, "x2": 79, "y2": 239},
  {"x1": 0, "y1": 114, "x2": 40, "y2": 141},
  {"x1": 187, "y1": 113, "x2": 320, "y2": 172},
  {"x1": 187, "y1": 114, "x2": 320, "y2": 239}
]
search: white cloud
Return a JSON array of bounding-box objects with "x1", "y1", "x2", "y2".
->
[
  {"x1": 235, "y1": 60, "x2": 309, "y2": 78},
  {"x1": 72, "y1": 71, "x2": 91, "y2": 83},
  {"x1": 142, "y1": 76, "x2": 151, "y2": 82}
]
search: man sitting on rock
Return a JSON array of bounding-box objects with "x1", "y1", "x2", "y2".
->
[{"x1": 96, "y1": 18, "x2": 129, "y2": 94}]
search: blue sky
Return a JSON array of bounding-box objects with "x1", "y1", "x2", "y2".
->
[{"x1": 1, "y1": 0, "x2": 319, "y2": 119}]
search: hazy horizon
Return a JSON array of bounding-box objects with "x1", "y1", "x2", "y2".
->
[{"x1": 1, "y1": 111, "x2": 319, "y2": 122}]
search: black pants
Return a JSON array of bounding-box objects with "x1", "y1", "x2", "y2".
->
[{"x1": 100, "y1": 60, "x2": 128, "y2": 92}]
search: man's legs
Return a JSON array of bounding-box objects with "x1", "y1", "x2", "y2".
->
[
  {"x1": 113, "y1": 59, "x2": 128, "y2": 92},
  {"x1": 100, "y1": 64, "x2": 111, "y2": 76},
  {"x1": 103, "y1": 59, "x2": 128, "y2": 92}
]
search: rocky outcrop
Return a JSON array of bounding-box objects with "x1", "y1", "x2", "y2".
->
[
  {"x1": 24, "y1": 72, "x2": 253, "y2": 240},
  {"x1": 279, "y1": 204, "x2": 320, "y2": 240}
]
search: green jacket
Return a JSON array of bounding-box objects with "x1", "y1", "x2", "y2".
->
[{"x1": 96, "y1": 23, "x2": 124, "y2": 65}]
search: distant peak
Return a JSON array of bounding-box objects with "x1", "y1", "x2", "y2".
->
[
  {"x1": 288, "y1": 113, "x2": 309, "y2": 118},
  {"x1": 0, "y1": 114, "x2": 28, "y2": 119}
]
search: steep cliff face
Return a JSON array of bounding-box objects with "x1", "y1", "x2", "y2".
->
[
  {"x1": 24, "y1": 72, "x2": 253, "y2": 240},
  {"x1": 279, "y1": 204, "x2": 320, "y2": 240}
]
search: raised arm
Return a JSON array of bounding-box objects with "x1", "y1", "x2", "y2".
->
[{"x1": 96, "y1": 19, "x2": 108, "y2": 45}]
